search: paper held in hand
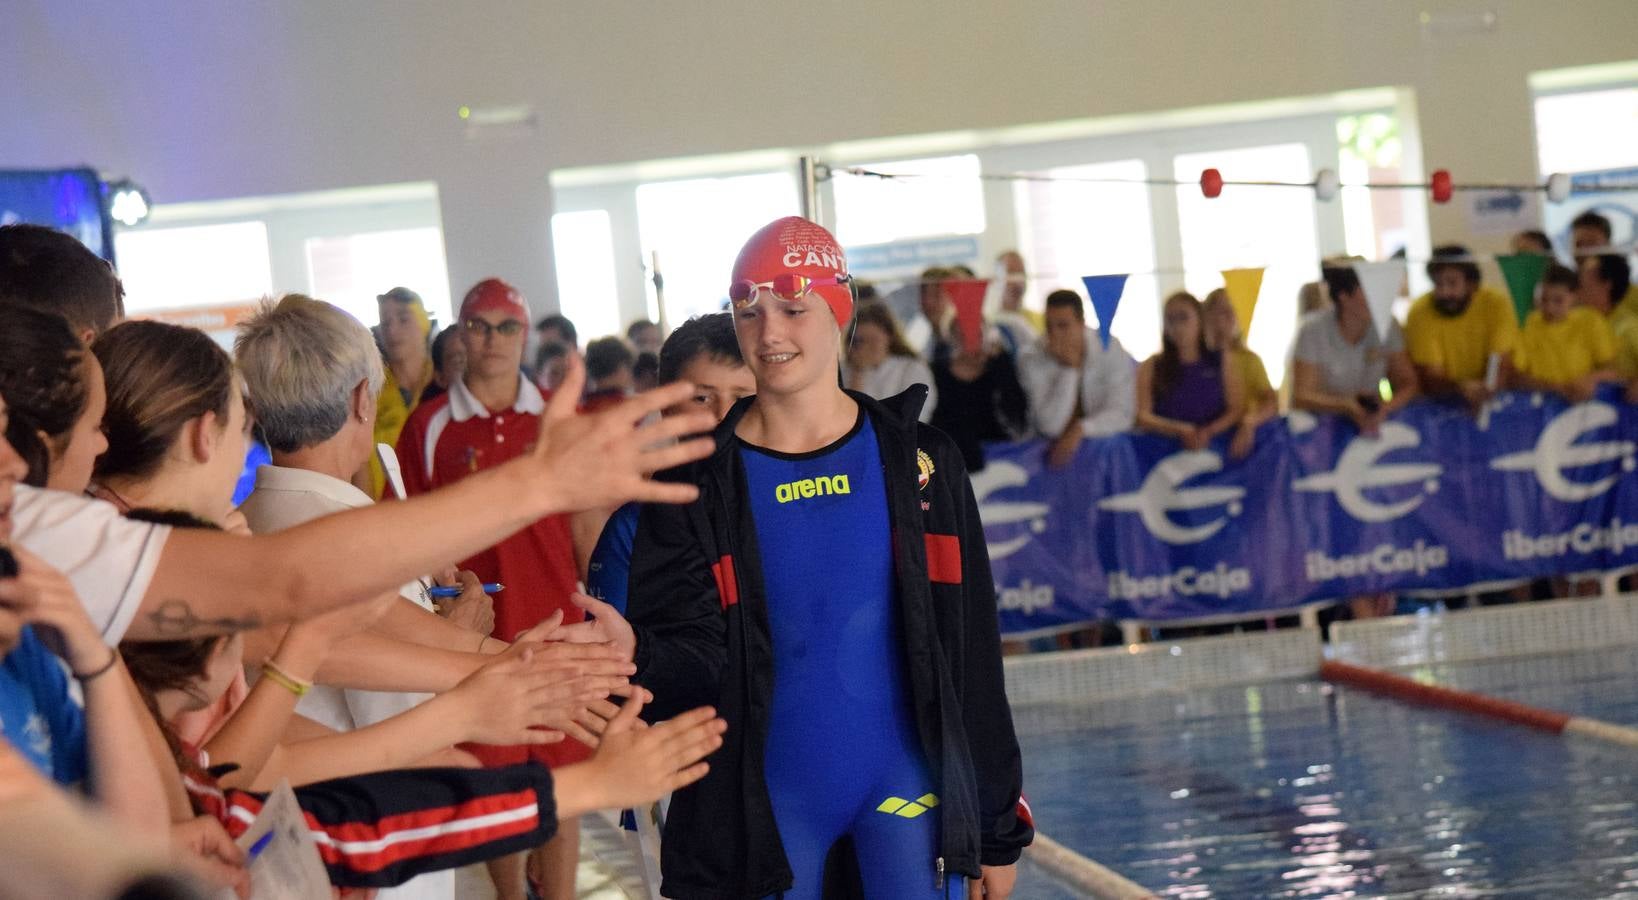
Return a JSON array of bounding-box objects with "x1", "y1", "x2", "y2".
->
[{"x1": 234, "y1": 780, "x2": 330, "y2": 900}]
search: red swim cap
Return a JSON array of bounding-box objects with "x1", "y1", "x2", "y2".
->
[
  {"x1": 459, "y1": 278, "x2": 529, "y2": 323},
  {"x1": 730, "y1": 217, "x2": 853, "y2": 325}
]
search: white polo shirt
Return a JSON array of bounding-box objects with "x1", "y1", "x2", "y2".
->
[
  {"x1": 238, "y1": 464, "x2": 451, "y2": 900},
  {"x1": 11, "y1": 485, "x2": 171, "y2": 644},
  {"x1": 238, "y1": 464, "x2": 437, "y2": 729}
]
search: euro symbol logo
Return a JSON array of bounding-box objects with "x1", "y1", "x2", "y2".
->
[
  {"x1": 1490, "y1": 401, "x2": 1636, "y2": 503},
  {"x1": 971, "y1": 461, "x2": 1050, "y2": 560},
  {"x1": 1293, "y1": 422, "x2": 1442, "y2": 522},
  {"x1": 1097, "y1": 451, "x2": 1244, "y2": 544}
]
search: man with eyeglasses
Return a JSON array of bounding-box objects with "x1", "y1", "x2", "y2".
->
[{"x1": 395, "y1": 277, "x2": 589, "y2": 900}]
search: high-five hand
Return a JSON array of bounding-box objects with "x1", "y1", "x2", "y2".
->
[{"x1": 530, "y1": 355, "x2": 716, "y2": 512}]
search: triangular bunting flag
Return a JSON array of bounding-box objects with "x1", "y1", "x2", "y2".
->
[
  {"x1": 1497, "y1": 253, "x2": 1551, "y2": 326},
  {"x1": 1220, "y1": 268, "x2": 1265, "y2": 336},
  {"x1": 1080, "y1": 275, "x2": 1129, "y2": 350},
  {"x1": 1352, "y1": 260, "x2": 1404, "y2": 342},
  {"x1": 943, "y1": 279, "x2": 990, "y2": 356}
]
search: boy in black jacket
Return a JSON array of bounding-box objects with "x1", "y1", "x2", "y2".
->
[{"x1": 621, "y1": 217, "x2": 1032, "y2": 899}]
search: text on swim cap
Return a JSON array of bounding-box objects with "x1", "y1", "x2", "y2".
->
[{"x1": 782, "y1": 248, "x2": 845, "y2": 271}]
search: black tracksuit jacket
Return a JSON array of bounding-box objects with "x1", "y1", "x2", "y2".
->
[{"x1": 627, "y1": 386, "x2": 1032, "y2": 899}]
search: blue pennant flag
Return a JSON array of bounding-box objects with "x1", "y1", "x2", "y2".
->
[{"x1": 1081, "y1": 274, "x2": 1129, "y2": 350}]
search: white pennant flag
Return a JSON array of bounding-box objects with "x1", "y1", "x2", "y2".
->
[{"x1": 1352, "y1": 260, "x2": 1404, "y2": 342}]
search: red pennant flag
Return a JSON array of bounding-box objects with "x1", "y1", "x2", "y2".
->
[{"x1": 943, "y1": 279, "x2": 990, "y2": 356}]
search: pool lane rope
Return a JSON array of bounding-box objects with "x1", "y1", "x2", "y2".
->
[
  {"x1": 1026, "y1": 832, "x2": 1159, "y2": 900},
  {"x1": 1320, "y1": 659, "x2": 1638, "y2": 749}
]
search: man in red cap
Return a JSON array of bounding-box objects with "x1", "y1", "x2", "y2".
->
[
  {"x1": 396, "y1": 278, "x2": 588, "y2": 900},
  {"x1": 614, "y1": 217, "x2": 1033, "y2": 898}
]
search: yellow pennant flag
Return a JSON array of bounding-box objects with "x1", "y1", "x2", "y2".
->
[{"x1": 1219, "y1": 268, "x2": 1265, "y2": 335}]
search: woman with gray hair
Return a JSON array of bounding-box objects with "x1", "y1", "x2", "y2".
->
[{"x1": 234, "y1": 295, "x2": 632, "y2": 719}]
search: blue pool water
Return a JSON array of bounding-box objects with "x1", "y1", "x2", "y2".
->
[{"x1": 1014, "y1": 650, "x2": 1638, "y2": 898}]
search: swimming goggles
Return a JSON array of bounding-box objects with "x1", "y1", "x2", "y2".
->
[{"x1": 728, "y1": 273, "x2": 854, "y2": 310}]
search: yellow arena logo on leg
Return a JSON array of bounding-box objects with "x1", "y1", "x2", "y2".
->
[
  {"x1": 774, "y1": 474, "x2": 851, "y2": 504},
  {"x1": 875, "y1": 793, "x2": 940, "y2": 818}
]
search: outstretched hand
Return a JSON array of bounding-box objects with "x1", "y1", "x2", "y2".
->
[
  {"x1": 543, "y1": 592, "x2": 636, "y2": 661},
  {"x1": 530, "y1": 355, "x2": 717, "y2": 513},
  {"x1": 569, "y1": 692, "x2": 725, "y2": 812}
]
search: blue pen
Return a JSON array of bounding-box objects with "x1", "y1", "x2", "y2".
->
[
  {"x1": 428, "y1": 583, "x2": 504, "y2": 599},
  {"x1": 247, "y1": 831, "x2": 274, "y2": 863}
]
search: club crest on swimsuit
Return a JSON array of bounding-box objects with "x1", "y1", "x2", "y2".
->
[{"x1": 916, "y1": 449, "x2": 934, "y2": 491}]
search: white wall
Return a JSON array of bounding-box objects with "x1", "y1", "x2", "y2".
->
[{"x1": 4, "y1": 0, "x2": 1635, "y2": 315}]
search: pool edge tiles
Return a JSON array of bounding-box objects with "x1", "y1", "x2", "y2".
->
[{"x1": 1004, "y1": 628, "x2": 1322, "y2": 707}]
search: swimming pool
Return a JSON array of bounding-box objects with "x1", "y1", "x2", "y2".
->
[{"x1": 1014, "y1": 649, "x2": 1638, "y2": 898}]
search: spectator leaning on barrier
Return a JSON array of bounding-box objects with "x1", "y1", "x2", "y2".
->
[
  {"x1": 1579, "y1": 254, "x2": 1638, "y2": 401},
  {"x1": 1510, "y1": 229, "x2": 1553, "y2": 256},
  {"x1": 1135, "y1": 291, "x2": 1245, "y2": 453},
  {"x1": 1293, "y1": 265, "x2": 1420, "y2": 434},
  {"x1": 1572, "y1": 210, "x2": 1638, "y2": 314},
  {"x1": 1510, "y1": 263, "x2": 1616, "y2": 403},
  {"x1": 1203, "y1": 288, "x2": 1278, "y2": 460},
  {"x1": 1403, "y1": 244, "x2": 1517, "y2": 411},
  {"x1": 845, "y1": 301, "x2": 937, "y2": 423},
  {"x1": 991, "y1": 250, "x2": 1041, "y2": 357},
  {"x1": 1018, "y1": 289, "x2": 1135, "y2": 468},
  {"x1": 903, "y1": 265, "x2": 953, "y2": 357},
  {"x1": 928, "y1": 283, "x2": 1031, "y2": 473},
  {"x1": 1572, "y1": 210, "x2": 1616, "y2": 253}
]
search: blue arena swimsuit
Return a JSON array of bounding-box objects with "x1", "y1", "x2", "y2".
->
[{"x1": 741, "y1": 411, "x2": 960, "y2": 899}]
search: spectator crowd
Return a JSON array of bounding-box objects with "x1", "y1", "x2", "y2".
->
[{"x1": 0, "y1": 204, "x2": 1634, "y2": 898}]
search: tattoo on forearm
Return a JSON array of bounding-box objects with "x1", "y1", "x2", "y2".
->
[{"x1": 146, "y1": 600, "x2": 263, "y2": 636}]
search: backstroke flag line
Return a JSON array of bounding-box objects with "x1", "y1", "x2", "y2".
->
[
  {"x1": 944, "y1": 278, "x2": 990, "y2": 355},
  {"x1": 1220, "y1": 267, "x2": 1266, "y2": 335},
  {"x1": 1497, "y1": 253, "x2": 1552, "y2": 325},
  {"x1": 1081, "y1": 274, "x2": 1130, "y2": 351},
  {"x1": 1353, "y1": 260, "x2": 1405, "y2": 342}
]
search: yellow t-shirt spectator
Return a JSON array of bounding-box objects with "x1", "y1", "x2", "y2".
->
[
  {"x1": 1404, "y1": 285, "x2": 1518, "y2": 383},
  {"x1": 1232, "y1": 346, "x2": 1274, "y2": 410},
  {"x1": 367, "y1": 361, "x2": 434, "y2": 497},
  {"x1": 1514, "y1": 306, "x2": 1615, "y2": 387},
  {"x1": 1610, "y1": 286, "x2": 1638, "y2": 335},
  {"x1": 1611, "y1": 314, "x2": 1638, "y2": 380}
]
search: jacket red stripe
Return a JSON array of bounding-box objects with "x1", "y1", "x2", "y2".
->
[
  {"x1": 924, "y1": 533, "x2": 963, "y2": 584},
  {"x1": 711, "y1": 555, "x2": 740, "y2": 609}
]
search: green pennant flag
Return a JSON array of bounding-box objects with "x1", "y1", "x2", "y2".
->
[{"x1": 1496, "y1": 253, "x2": 1551, "y2": 325}]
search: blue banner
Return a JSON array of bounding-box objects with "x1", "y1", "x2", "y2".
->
[{"x1": 980, "y1": 387, "x2": 1638, "y2": 635}]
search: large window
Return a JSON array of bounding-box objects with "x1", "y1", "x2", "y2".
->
[
  {"x1": 1013, "y1": 159, "x2": 1162, "y2": 358},
  {"x1": 1175, "y1": 143, "x2": 1321, "y2": 388},
  {"x1": 551, "y1": 210, "x2": 622, "y2": 341},
  {"x1": 305, "y1": 227, "x2": 452, "y2": 328},
  {"x1": 1534, "y1": 85, "x2": 1638, "y2": 252},
  {"x1": 831, "y1": 154, "x2": 986, "y2": 247},
  {"x1": 113, "y1": 221, "x2": 274, "y2": 315},
  {"x1": 1535, "y1": 86, "x2": 1638, "y2": 176},
  {"x1": 635, "y1": 172, "x2": 798, "y2": 325}
]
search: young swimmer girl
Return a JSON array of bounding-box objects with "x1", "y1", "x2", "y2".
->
[{"x1": 619, "y1": 218, "x2": 1033, "y2": 899}]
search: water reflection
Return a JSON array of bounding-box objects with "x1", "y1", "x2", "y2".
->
[{"x1": 1014, "y1": 650, "x2": 1638, "y2": 898}]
